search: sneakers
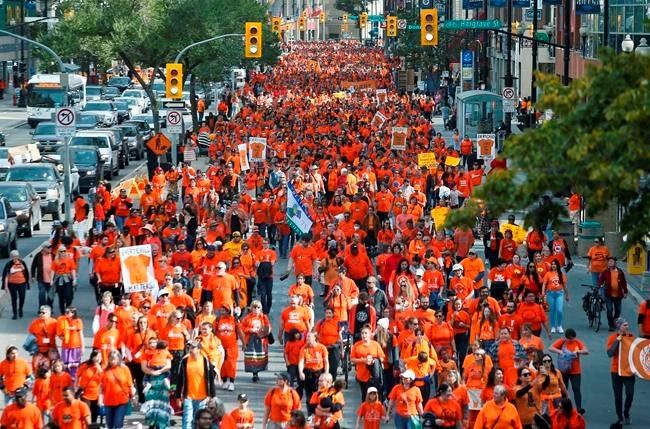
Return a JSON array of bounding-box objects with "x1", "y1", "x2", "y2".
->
[
  {"x1": 222, "y1": 381, "x2": 229, "y2": 390},
  {"x1": 557, "y1": 326, "x2": 564, "y2": 334},
  {"x1": 228, "y1": 381, "x2": 235, "y2": 391},
  {"x1": 551, "y1": 327, "x2": 557, "y2": 334},
  {"x1": 624, "y1": 416, "x2": 631, "y2": 425}
]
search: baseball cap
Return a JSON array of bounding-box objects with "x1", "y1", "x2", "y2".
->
[
  {"x1": 367, "y1": 387, "x2": 378, "y2": 394},
  {"x1": 276, "y1": 372, "x2": 290, "y2": 381},
  {"x1": 14, "y1": 387, "x2": 27, "y2": 398},
  {"x1": 158, "y1": 289, "x2": 170, "y2": 298},
  {"x1": 237, "y1": 393, "x2": 249, "y2": 402}
]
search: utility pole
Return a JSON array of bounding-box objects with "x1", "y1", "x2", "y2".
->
[
  {"x1": 504, "y1": 0, "x2": 514, "y2": 135},
  {"x1": 603, "y1": 0, "x2": 609, "y2": 49},
  {"x1": 530, "y1": 0, "x2": 538, "y2": 128},
  {"x1": 563, "y1": 0, "x2": 571, "y2": 85}
]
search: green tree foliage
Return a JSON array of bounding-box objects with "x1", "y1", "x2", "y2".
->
[
  {"x1": 39, "y1": 0, "x2": 279, "y2": 133},
  {"x1": 446, "y1": 51, "x2": 650, "y2": 243}
]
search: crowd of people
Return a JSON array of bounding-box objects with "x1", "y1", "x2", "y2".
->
[{"x1": 0, "y1": 40, "x2": 649, "y2": 429}]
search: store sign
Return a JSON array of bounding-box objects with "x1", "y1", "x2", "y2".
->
[{"x1": 576, "y1": 0, "x2": 600, "y2": 14}]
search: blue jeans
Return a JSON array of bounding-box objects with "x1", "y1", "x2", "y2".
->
[
  {"x1": 394, "y1": 414, "x2": 418, "y2": 429},
  {"x1": 547, "y1": 290, "x2": 565, "y2": 328},
  {"x1": 278, "y1": 233, "x2": 290, "y2": 258},
  {"x1": 257, "y1": 277, "x2": 274, "y2": 314},
  {"x1": 95, "y1": 220, "x2": 104, "y2": 232},
  {"x1": 115, "y1": 215, "x2": 126, "y2": 231},
  {"x1": 183, "y1": 398, "x2": 206, "y2": 429},
  {"x1": 591, "y1": 271, "x2": 600, "y2": 288},
  {"x1": 38, "y1": 281, "x2": 53, "y2": 307},
  {"x1": 105, "y1": 403, "x2": 128, "y2": 429}
]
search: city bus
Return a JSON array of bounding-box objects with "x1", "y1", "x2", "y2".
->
[{"x1": 26, "y1": 74, "x2": 87, "y2": 128}]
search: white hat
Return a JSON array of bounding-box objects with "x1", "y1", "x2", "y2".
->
[
  {"x1": 367, "y1": 386, "x2": 378, "y2": 394},
  {"x1": 173, "y1": 266, "x2": 183, "y2": 274},
  {"x1": 377, "y1": 318, "x2": 389, "y2": 330},
  {"x1": 401, "y1": 369, "x2": 416, "y2": 380},
  {"x1": 415, "y1": 268, "x2": 425, "y2": 277},
  {"x1": 452, "y1": 263, "x2": 464, "y2": 272}
]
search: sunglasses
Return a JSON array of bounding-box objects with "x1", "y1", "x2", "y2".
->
[
  {"x1": 521, "y1": 373, "x2": 531, "y2": 377},
  {"x1": 542, "y1": 359, "x2": 552, "y2": 363},
  {"x1": 142, "y1": 306, "x2": 151, "y2": 309}
]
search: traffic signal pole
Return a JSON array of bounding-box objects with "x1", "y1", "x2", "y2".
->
[{"x1": 504, "y1": 0, "x2": 514, "y2": 135}]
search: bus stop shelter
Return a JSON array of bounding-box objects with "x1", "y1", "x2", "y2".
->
[{"x1": 455, "y1": 90, "x2": 504, "y2": 141}]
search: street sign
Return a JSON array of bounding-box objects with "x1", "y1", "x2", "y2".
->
[
  {"x1": 162, "y1": 100, "x2": 186, "y2": 109},
  {"x1": 146, "y1": 133, "x2": 172, "y2": 156},
  {"x1": 397, "y1": 19, "x2": 407, "y2": 29},
  {"x1": 55, "y1": 107, "x2": 76, "y2": 137},
  {"x1": 441, "y1": 19, "x2": 502, "y2": 30},
  {"x1": 166, "y1": 110, "x2": 183, "y2": 134},
  {"x1": 461, "y1": 50, "x2": 474, "y2": 81},
  {"x1": 502, "y1": 86, "x2": 516, "y2": 112},
  {"x1": 420, "y1": 0, "x2": 434, "y2": 7}
]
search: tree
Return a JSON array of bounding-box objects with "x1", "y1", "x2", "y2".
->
[{"x1": 445, "y1": 50, "x2": 650, "y2": 244}]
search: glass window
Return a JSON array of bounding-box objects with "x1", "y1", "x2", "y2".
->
[
  {"x1": 0, "y1": 187, "x2": 28, "y2": 203},
  {"x1": 27, "y1": 87, "x2": 65, "y2": 108},
  {"x1": 7, "y1": 167, "x2": 56, "y2": 181},
  {"x1": 633, "y1": 6, "x2": 646, "y2": 32},
  {"x1": 625, "y1": 7, "x2": 634, "y2": 32}
]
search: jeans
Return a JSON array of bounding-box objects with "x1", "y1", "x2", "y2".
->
[
  {"x1": 546, "y1": 290, "x2": 565, "y2": 328},
  {"x1": 394, "y1": 413, "x2": 417, "y2": 429},
  {"x1": 182, "y1": 398, "x2": 206, "y2": 429},
  {"x1": 105, "y1": 403, "x2": 128, "y2": 429},
  {"x1": 37, "y1": 281, "x2": 53, "y2": 307},
  {"x1": 278, "y1": 233, "x2": 290, "y2": 258},
  {"x1": 115, "y1": 215, "x2": 126, "y2": 231},
  {"x1": 56, "y1": 282, "x2": 75, "y2": 315},
  {"x1": 611, "y1": 373, "x2": 635, "y2": 421},
  {"x1": 7, "y1": 283, "x2": 27, "y2": 317},
  {"x1": 95, "y1": 220, "x2": 104, "y2": 232},
  {"x1": 605, "y1": 296, "x2": 623, "y2": 329},
  {"x1": 455, "y1": 332, "x2": 469, "y2": 367},
  {"x1": 562, "y1": 373, "x2": 582, "y2": 410},
  {"x1": 326, "y1": 345, "x2": 341, "y2": 381},
  {"x1": 257, "y1": 277, "x2": 274, "y2": 314}
]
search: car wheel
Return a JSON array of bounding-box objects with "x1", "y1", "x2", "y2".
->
[
  {"x1": 10, "y1": 236, "x2": 17, "y2": 250},
  {"x1": 106, "y1": 169, "x2": 113, "y2": 180},
  {"x1": 25, "y1": 218, "x2": 32, "y2": 238},
  {"x1": 34, "y1": 215, "x2": 41, "y2": 231}
]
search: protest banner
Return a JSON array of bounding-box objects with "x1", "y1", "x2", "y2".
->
[
  {"x1": 248, "y1": 137, "x2": 267, "y2": 163},
  {"x1": 238, "y1": 143, "x2": 250, "y2": 171},
  {"x1": 477, "y1": 134, "x2": 496, "y2": 160},
  {"x1": 391, "y1": 127, "x2": 408, "y2": 150},
  {"x1": 418, "y1": 152, "x2": 437, "y2": 168},
  {"x1": 619, "y1": 336, "x2": 650, "y2": 380},
  {"x1": 371, "y1": 111, "x2": 387, "y2": 128},
  {"x1": 120, "y1": 245, "x2": 157, "y2": 293}
]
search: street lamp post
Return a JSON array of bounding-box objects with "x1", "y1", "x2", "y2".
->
[
  {"x1": 0, "y1": 29, "x2": 75, "y2": 223},
  {"x1": 504, "y1": 0, "x2": 514, "y2": 135},
  {"x1": 562, "y1": 0, "x2": 571, "y2": 85},
  {"x1": 621, "y1": 34, "x2": 634, "y2": 53},
  {"x1": 635, "y1": 38, "x2": 650, "y2": 56}
]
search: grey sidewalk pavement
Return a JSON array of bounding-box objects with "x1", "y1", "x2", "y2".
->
[{"x1": 0, "y1": 87, "x2": 27, "y2": 130}]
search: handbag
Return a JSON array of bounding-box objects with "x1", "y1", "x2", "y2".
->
[
  {"x1": 267, "y1": 332, "x2": 275, "y2": 345},
  {"x1": 22, "y1": 333, "x2": 39, "y2": 356}
]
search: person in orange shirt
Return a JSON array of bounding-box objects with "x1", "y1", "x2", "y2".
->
[
  {"x1": 94, "y1": 247, "x2": 122, "y2": 303},
  {"x1": 28, "y1": 305, "x2": 57, "y2": 367},
  {"x1": 350, "y1": 326, "x2": 386, "y2": 401},
  {"x1": 209, "y1": 262, "x2": 241, "y2": 312},
  {"x1": 279, "y1": 295, "x2": 313, "y2": 343},
  {"x1": 0, "y1": 387, "x2": 42, "y2": 429},
  {"x1": 215, "y1": 308, "x2": 241, "y2": 391},
  {"x1": 230, "y1": 393, "x2": 255, "y2": 429},
  {"x1": 57, "y1": 307, "x2": 84, "y2": 378},
  {"x1": 238, "y1": 300, "x2": 271, "y2": 382},
  {"x1": 287, "y1": 236, "x2": 318, "y2": 284},
  {"x1": 355, "y1": 386, "x2": 386, "y2": 429},
  {"x1": 76, "y1": 350, "x2": 103, "y2": 423},
  {"x1": 262, "y1": 373, "x2": 301, "y2": 429},
  {"x1": 0, "y1": 346, "x2": 33, "y2": 401},
  {"x1": 50, "y1": 246, "x2": 77, "y2": 316},
  {"x1": 100, "y1": 351, "x2": 134, "y2": 429},
  {"x1": 93, "y1": 313, "x2": 123, "y2": 365},
  {"x1": 298, "y1": 332, "x2": 329, "y2": 412},
  {"x1": 48, "y1": 359, "x2": 73, "y2": 409},
  {"x1": 460, "y1": 251, "x2": 486, "y2": 294},
  {"x1": 541, "y1": 259, "x2": 569, "y2": 333},
  {"x1": 386, "y1": 369, "x2": 424, "y2": 426},
  {"x1": 474, "y1": 385, "x2": 522, "y2": 429},
  {"x1": 423, "y1": 383, "x2": 463, "y2": 429},
  {"x1": 606, "y1": 317, "x2": 636, "y2": 425}
]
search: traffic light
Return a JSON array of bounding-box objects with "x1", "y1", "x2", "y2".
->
[
  {"x1": 272, "y1": 17, "x2": 281, "y2": 34},
  {"x1": 386, "y1": 15, "x2": 397, "y2": 37},
  {"x1": 245, "y1": 22, "x2": 262, "y2": 58},
  {"x1": 359, "y1": 12, "x2": 368, "y2": 28},
  {"x1": 165, "y1": 63, "x2": 183, "y2": 99},
  {"x1": 342, "y1": 14, "x2": 348, "y2": 24},
  {"x1": 320, "y1": 12, "x2": 325, "y2": 24},
  {"x1": 298, "y1": 16, "x2": 306, "y2": 31},
  {"x1": 420, "y1": 9, "x2": 438, "y2": 46}
]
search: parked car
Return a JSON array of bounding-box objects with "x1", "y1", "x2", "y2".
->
[
  {"x1": 112, "y1": 100, "x2": 131, "y2": 123},
  {"x1": 117, "y1": 123, "x2": 145, "y2": 160},
  {"x1": 5, "y1": 163, "x2": 76, "y2": 221},
  {"x1": 59, "y1": 146, "x2": 103, "y2": 194},
  {"x1": 0, "y1": 182, "x2": 41, "y2": 237},
  {"x1": 107, "y1": 76, "x2": 132, "y2": 92},
  {"x1": 123, "y1": 119, "x2": 153, "y2": 141},
  {"x1": 106, "y1": 127, "x2": 130, "y2": 168},
  {"x1": 75, "y1": 112, "x2": 101, "y2": 130},
  {"x1": 102, "y1": 86, "x2": 120, "y2": 100},
  {"x1": 30, "y1": 121, "x2": 63, "y2": 153},
  {"x1": 86, "y1": 85, "x2": 103, "y2": 101},
  {"x1": 0, "y1": 196, "x2": 17, "y2": 257},
  {"x1": 70, "y1": 131, "x2": 120, "y2": 179},
  {"x1": 84, "y1": 101, "x2": 118, "y2": 126}
]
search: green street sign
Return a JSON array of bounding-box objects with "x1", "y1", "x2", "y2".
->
[
  {"x1": 369, "y1": 15, "x2": 385, "y2": 22},
  {"x1": 441, "y1": 19, "x2": 503, "y2": 30},
  {"x1": 407, "y1": 24, "x2": 421, "y2": 30}
]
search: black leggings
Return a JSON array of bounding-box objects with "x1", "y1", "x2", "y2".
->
[
  {"x1": 7, "y1": 282, "x2": 27, "y2": 317},
  {"x1": 82, "y1": 398, "x2": 100, "y2": 424},
  {"x1": 562, "y1": 373, "x2": 582, "y2": 410}
]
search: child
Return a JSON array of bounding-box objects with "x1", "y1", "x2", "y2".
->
[
  {"x1": 437, "y1": 347, "x2": 459, "y2": 386},
  {"x1": 284, "y1": 329, "x2": 305, "y2": 394},
  {"x1": 355, "y1": 386, "x2": 386, "y2": 429},
  {"x1": 142, "y1": 340, "x2": 172, "y2": 394},
  {"x1": 33, "y1": 366, "x2": 52, "y2": 420},
  {"x1": 312, "y1": 379, "x2": 345, "y2": 429},
  {"x1": 229, "y1": 393, "x2": 254, "y2": 429}
]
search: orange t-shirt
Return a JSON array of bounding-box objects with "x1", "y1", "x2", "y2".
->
[
  {"x1": 299, "y1": 343, "x2": 329, "y2": 370},
  {"x1": 357, "y1": 400, "x2": 386, "y2": 429},
  {"x1": 76, "y1": 362, "x2": 103, "y2": 401},
  {"x1": 0, "y1": 403, "x2": 42, "y2": 429},
  {"x1": 0, "y1": 358, "x2": 32, "y2": 393},
  {"x1": 424, "y1": 397, "x2": 462, "y2": 427},
  {"x1": 52, "y1": 399, "x2": 91, "y2": 429},
  {"x1": 350, "y1": 340, "x2": 385, "y2": 382},
  {"x1": 281, "y1": 306, "x2": 311, "y2": 332},
  {"x1": 185, "y1": 354, "x2": 208, "y2": 400},
  {"x1": 230, "y1": 408, "x2": 255, "y2": 429},
  {"x1": 264, "y1": 387, "x2": 301, "y2": 423},
  {"x1": 587, "y1": 245, "x2": 609, "y2": 273},
  {"x1": 290, "y1": 245, "x2": 317, "y2": 276},
  {"x1": 100, "y1": 365, "x2": 133, "y2": 406},
  {"x1": 388, "y1": 384, "x2": 422, "y2": 417}
]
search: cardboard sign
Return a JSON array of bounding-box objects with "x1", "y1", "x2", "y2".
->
[
  {"x1": 120, "y1": 245, "x2": 157, "y2": 293},
  {"x1": 391, "y1": 127, "x2": 408, "y2": 151},
  {"x1": 371, "y1": 111, "x2": 387, "y2": 128},
  {"x1": 418, "y1": 152, "x2": 437, "y2": 168},
  {"x1": 376, "y1": 88, "x2": 387, "y2": 103},
  {"x1": 477, "y1": 134, "x2": 496, "y2": 159},
  {"x1": 248, "y1": 137, "x2": 267, "y2": 163},
  {"x1": 341, "y1": 80, "x2": 378, "y2": 91},
  {"x1": 238, "y1": 143, "x2": 250, "y2": 172},
  {"x1": 445, "y1": 156, "x2": 460, "y2": 167}
]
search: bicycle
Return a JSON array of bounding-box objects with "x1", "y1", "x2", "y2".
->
[
  {"x1": 340, "y1": 329, "x2": 353, "y2": 388},
  {"x1": 581, "y1": 284, "x2": 604, "y2": 332}
]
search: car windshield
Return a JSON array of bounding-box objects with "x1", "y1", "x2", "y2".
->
[
  {"x1": 122, "y1": 90, "x2": 141, "y2": 98},
  {"x1": 70, "y1": 136, "x2": 108, "y2": 148},
  {"x1": 71, "y1": 151, "x2": 97, "y2": 165},
  {"x1": 113, "y1": 101, "x2": 128, "y2": 110},
  {"x1": 7, "y1": 167, "x2": 56, "y2": 181},
  {"x1": 109, "y1": 77, "x2": 130, "y2": 86},
  {"x1": 87, "y1": 87, "x2": 102, "y2": 97},
  {"x1": 77, "y1": 114, "x2": 98, "y2": 125},
  {"x1": 119, "y1": 126, "x2": 137, "y2": 137},
  {"x1": 35, "y1": 123, "x2": 56, "y2": 135},
  {"x1": 103, "y1": 87, "x2": 119, "y2": 95},
  {"x1": 0, "y1": 186, "x2": 28, "y2": 203},
  {"x1": 86, "y1": 102, "x2": 112, "y2": 111},
  {"x1": 132, "y1": 115, "x2": 153, "y2": 124}
]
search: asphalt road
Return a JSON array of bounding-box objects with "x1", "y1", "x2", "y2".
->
[{"x1": 0, "y1": 106, "x2": 648, "y2": 428}]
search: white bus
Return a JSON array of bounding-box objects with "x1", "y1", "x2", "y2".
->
[{"x1": 26, "y1": 74, "x2": 87, "y2": 128}]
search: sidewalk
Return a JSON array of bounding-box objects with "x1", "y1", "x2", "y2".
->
[{"x1": 0, "y1": 88, "x2": 26, "y2": 130}]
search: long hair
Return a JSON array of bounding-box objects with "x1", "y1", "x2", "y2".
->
[{"x1": 550, "y1": 258, "x2": 564, "y2": 286}]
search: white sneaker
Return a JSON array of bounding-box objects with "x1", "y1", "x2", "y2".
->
[
  {"x1": 228, "y1": 382, "x2": 235, "y2": 391},
  {"x1": 551, "y1": 327, "x2": 557, "y2": 334},
  {"x1": 557, "y1": 326, "x2": 564, "y2": 334},
  {"x1": 222, "y1": 381, "x2": 229, "y2": 390}
]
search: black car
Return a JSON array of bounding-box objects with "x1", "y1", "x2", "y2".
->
[
  {"x1": 107, "y1": 76, "x2": 132, "y2": 92},
  {"x1": 60, "y1": 146, "x2": 103, "y2": 194},
  {"x1": 117, "y1": 123, "x2": 145, "y2": 160},
  {"x1": 0, "y1": 182, "x2": 41, "y2": 237},
  {"x1": 124, "y1": 119, "x2": 153, "y2": 141},
  {"x1": 112, "y1": 100, "x2": 131, "y2": 123}
]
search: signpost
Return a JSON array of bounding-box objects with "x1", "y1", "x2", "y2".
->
[
  {"x1": 166, "y1": 110, "x2": 183, "y2": 134},
  {"x1": 55, "y1": 107, "x2": 76, "y2": 137},
  {"x1": 441, "y1": 19, "x2": 502, "y2": 30},
  {"x1": 55, "y1": 106, "x2": 75, "y2": 222},
  {"x1": 502, "y1": 86, "x2": 516, "y2": 112}
]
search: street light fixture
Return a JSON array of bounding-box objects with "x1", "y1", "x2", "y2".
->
[
  {"x1": 635, "y1": 38, "x2": 650, "y2": 56},
  {"x1": 621, "y1": 34, "x2": 634, "y2": 53}
]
